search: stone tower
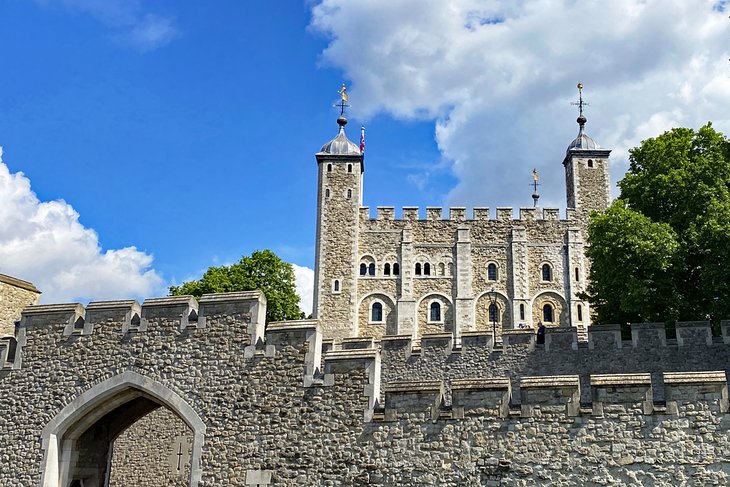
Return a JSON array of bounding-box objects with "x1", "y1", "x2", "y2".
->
[
  {"x1": 312, "y1": 115, "x2": 364, "y2": 339},
  {"x1": 563, "y1": 88, "x2": 612, "y2": 216}
]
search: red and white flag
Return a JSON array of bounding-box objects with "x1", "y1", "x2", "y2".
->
[{"x1": 360, "y1": 126, "x2": 365, "y2": 154}]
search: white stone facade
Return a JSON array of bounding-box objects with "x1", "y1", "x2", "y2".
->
[{"x1": 313, "y1": 117, "x2": 611, "y2": 341}]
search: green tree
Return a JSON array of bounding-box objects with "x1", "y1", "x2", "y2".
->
[
  {"x1": 170, "y1": 250, "x2": 305, "y2": 322},
  {"x1": 585, "y1": 123, "x2": 730, "y2": 325}
]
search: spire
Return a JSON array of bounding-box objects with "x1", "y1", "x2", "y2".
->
[
  {"x1": 572, "y1": 82, "x2": 588, "y2": 134},
  {"x1": 531, "y1": 168, "x2": 540, "y2": 208},
  {"x1": 318, "y1": 84, "x2": 361, "y2": 156}
]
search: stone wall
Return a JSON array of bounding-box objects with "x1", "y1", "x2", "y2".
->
[
  {"x1": 4, "y1": 294, "x2": 730, "y2": 485},
  {"x1": 109, "y1": 407, "x2": 192, "y2": 486},
  {"x1": 0, "y1": 274, "x2": 40, "y2": 337}
]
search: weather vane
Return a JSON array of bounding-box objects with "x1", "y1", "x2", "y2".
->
[
  {"x1": 531, "y1": 168, "x2": 540, "y2": 208},
  {"x1": 335, "y1": 84, "x2": 350, "y2": 116},
  {"x1": 571, "y1": 82, "x2": 589, "y2": 120}
]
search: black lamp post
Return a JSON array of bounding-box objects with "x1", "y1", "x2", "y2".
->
[{"x1": 488, "y1": 286, "x2": 497, "y2": 343}]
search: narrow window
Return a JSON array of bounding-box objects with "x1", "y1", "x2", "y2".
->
[
  {"x1": 424, "y1": 263, "x2": 431, "y2": 276},
  {"x1": 347, "y1": 164, "x2": 352, "y2": 173},
  {"x1": 430, "y1": 302, "x2": 441, "y2": 322},
  {"x1": 360, "y1": 263, "x2": 367, "y2": 276},
  {"x1": 333, "y1": 280, "x2": 340, "y2": 292},
  {"x1": 368, "y1": 263, "x2": 375, "y2": 276},
  {"x1": 325, "y1": 188, "x2": 330, "y2": 198},
  {"x1": 415, "y1": 263, "x2": 422, "y2": 276},
  {"x1": 575, "y1": 267, "x2": 579, "y2": 281},
  {"x1": 371, "y1": 302, "x2": 383, "y2": 322},
  {"x1": 393, "y1": 263, "x2": 400, "y2": 275},
  {"x1": 543, "y1": 304, "x2": 554, "y2": 322},
  {"x1": 487, "y1": 263, "x2": 497, "y2": 281},
  {"x1": 327, "y1": 164, "x2": 332, "y2": 172},
  {"x1": 438, "y1": 263, "x2": 445, "y2": 276},
  {"x1": 519, "y1": 303, "x2": 525, "y2": 321},
  {"x1": 542, "y1": 264, "x2": 552, "y2": 281},
  {"x1": 347, "y1": 189, "x2": 352, "y2": 199},
  {"x1": 384, "y1": 263, "x2": 391, "y2": 276},
  {"x1": 488, "y1": 303, "x2": 498, "y2": 323},
  {"x1": 577, "y1": 304, "x2": 583, "y2": 322},
  {"x1": 448, "y1": 262, "x2": 453, "y2": 275},
  {"x1": 587, "y1": 159, "x2": 594, "y2": 168}
]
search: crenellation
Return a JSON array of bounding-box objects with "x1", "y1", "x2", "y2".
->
[
  {"x1": 472, "y1": 207, "x2": 490, "y2": 220},
  {"x1": 376, "y1": 206, "x2": 395, "y2": 220},
  {"x1": 631, "y1": 322, "x2": 667, "y2": 348},
  {"x1": 383, "y1": 379, "x2": 443, "y2": 421},
  {"x1": 590, "y1": 373, "x2": 653, "y2": 416},
  {"x1": 449, "y1": 207, "x2": 466, "y2": 221},
  {"x1": 519, "y1": 375, "x2": 580, "y2": 417},
  {"x1": 544, "y1": 326, "x2": 578, "y2": 351},
  {"x1": 519, "y1": 207, "x2": 536, "y2": 221},
  {"x1": 502, "y1": 329, "x2": 535, "y2": 349},
  {"x1": 451, "y1": 378, "x2": 511, "y2": 419},
  {"x1": 588, "y1": 323, "x2": 623, "y2": 349},
  {"x1": 86, "y1": 300, "x2": 141, "y2": 331},
  {"x1": 676, "y1": 320, "x2": 713, "y2": 347},
  {"x1": 664, "y1": 371, "x2": 729, "y2": 414},
  {"x1": 21, "y1": 302, "x2": 86, "y2": 337},
  {"x1": 542, "y1": 208, "x2": 560, "y2": 220},
  {"x1": 402, "y1": 206, "x2": 419, "y2": 220},
  {"x1": 425, "y1": 207, "x2": 442, "y2": 221},
  {"x1": 141, "y1": 295, "x2": 198, "y2": 331},
  {"x1": 359, "y1": 206, "x2": 370, "y2": 220},
  {"x1": 496, "y1": 207, "x2": 513, "y2": 220}
]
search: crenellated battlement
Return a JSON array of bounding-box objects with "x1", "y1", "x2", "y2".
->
[{"x1": 360, "y1": 206, "x2": 573, "y2": 222}]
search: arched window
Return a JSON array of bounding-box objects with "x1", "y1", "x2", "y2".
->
[
  {"x1": 543, "y1": 304, "x2": 554, "y2": 322},
  {"x1": 488, "y1": 303, "x2": 498, "y2": 323},
  {"x1": 430, "y1": 302, "x2": 441, "y2": 322},
  {"x1": 448, "y1": 262, "x2": 453, "y2": 276},
  {"x1": 575, "y1": 267, "x2": 579, "y2": 281},
  {"x1": 359, "y1": 263, "x2": 367, "y2": 276},
  {"x1": 541, "y1": 263, "x2": 552, "y2": 282},
  {"x1": 519, "y1": 303, "x2": 525, "y2": 321},
  {"x1": 384, "y1": 263, "x2": 391, "y2": 276},
  {"x1": 368, "y1": 263, "x2": 375, "y2": 276},
  {"x1": 325, "y1": 188, "x2": 330, "y2": 198},
  {"x1": 424, "y1": 263, "x2": 431, "y2": 276},
  {"x1": 347, "y1": 189, "x2": 352, "y2": 199},
  {"x1": 587, "y1": 159, "x2": 594, "y2": 168},
  {"x1": 347, "y1": 164, "x2": 352, "y2": 173},
  {"x1": 393, "y1": 263, "x2": 400, "y2": 275},
  {"x1": 327, "y1": 164, "x2": 332, "y2": 172},
  {"x1": 333, "y1": 280, "x2": 340, "y2": 292},
  {"x1": 371, "y1": 302, "x2": 383, "y2": 322},
  {"x1": 577, "y1": 304, "x2": 583, "y2": 322},
  {"x1": 438, "y1": 263, "x2": 445, "y2": 276},
  {"x1": 487, "y1": 263, "x2": 498, "y2": 281},
  {"x1": 415, "y1": 263, "x2": 422, "y2": 276}
]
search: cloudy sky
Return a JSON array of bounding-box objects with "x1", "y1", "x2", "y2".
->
[{"x1": 1, "y1": 1, "x2": 728, "y2": 314}]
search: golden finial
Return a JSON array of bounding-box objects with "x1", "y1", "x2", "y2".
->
[
  {"x1": 531, "y1": 168, "x2": 539, "y2": 182},
  {"x1": 335, "y1": 84, "x2": 350, "y2": 117}
]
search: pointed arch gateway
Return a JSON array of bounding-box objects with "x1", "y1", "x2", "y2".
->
[{"x1": 40, "y1": 370, "x2": 205, "y2": 487}]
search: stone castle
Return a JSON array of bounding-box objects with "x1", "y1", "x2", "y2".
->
[
  {"x1": 313, "y1": 90, "x2": 610, "y2": 341},
  {"x1": 2, "y1": 91, "x2": 730, "y2": 486}
]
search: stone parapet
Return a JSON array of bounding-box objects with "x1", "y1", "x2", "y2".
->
[
  {"x1": 631, "y1": 322, "x2": 666, "y2": 348},
  {"x1": 664, "y1": 371, "x2": 729, "y2": 414},
  {"x1": 676, "y1": 320, "x2": 712, "y2": 347},
  {"x1": 451, "y1": 378, "x2": 511, "y2": 419},
  {"x1": 519, "y1": 375, "x2": 580, "y2": 417},
  {"x1": 590, "y1": 373, "x2": 653, "y2": 415},
  {"x1": 384, "y1": 380, "x2": 443, "y2": 421},
  {"x1": 588, "y1": 323, "x2": 623, "y2": 349}
]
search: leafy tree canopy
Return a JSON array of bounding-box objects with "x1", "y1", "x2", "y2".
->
[
  {"x1": 585, "y1": 123, "x2": 730, "y2": 325},
  {"x1": 169, "y1": 249, "x2": 304, "y2": 322}
]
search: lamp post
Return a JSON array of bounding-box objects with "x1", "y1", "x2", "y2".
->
[{"x1": 488, "y1": 286, "x2": 497, "y2": 344}]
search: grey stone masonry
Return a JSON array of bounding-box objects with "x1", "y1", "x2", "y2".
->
[
  {"x1": 6, "y1": 293, "x2": 730, "y2": 485},
  {"x1": 0, "y1": 273, "x2": 40, "y2": 337}
]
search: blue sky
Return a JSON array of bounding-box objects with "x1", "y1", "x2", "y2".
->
[{"x1": 1, "y1": 1, "x2": 728, "y2": 313}]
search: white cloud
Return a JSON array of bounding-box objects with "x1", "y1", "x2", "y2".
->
[
  {"x1": 292, "y1": 264, "x2": 314, "y2": 317},
  {"x1": 0, "y1": 148, "x2": 164, "y2": 303},
  {"x1": 311, "y1": 0, "x2": 730, "y2": 208},
  {"x1": 36, "y1": 0, "x2": 179, "y2": 51}
]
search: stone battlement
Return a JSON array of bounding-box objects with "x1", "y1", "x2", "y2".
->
[{"x1": 360, "y1": 206, "x2": 576, "y2": 222}]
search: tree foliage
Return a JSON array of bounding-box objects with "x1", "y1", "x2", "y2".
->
[
  {"x1": 169, "y1": 250, "x2": 304, "y2": 322},
  {"x1": 585, "y1": 123, "x2": 730, "y2": 325}
]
